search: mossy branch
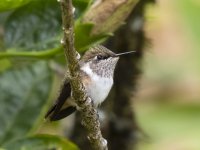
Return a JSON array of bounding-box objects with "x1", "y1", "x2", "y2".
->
[{"x1": 59, "y1": 0, "x2": 107, "y2": 149}]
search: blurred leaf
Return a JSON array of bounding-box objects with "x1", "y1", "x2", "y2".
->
[
  {"x1": 0, "y1": 0, "x2": 32, "y2": 12},
  {"x1": 3, "y1": 134, "x2": 79, "y2": 150},
  {"x1": 0, "y1": 61, "x2": 53, "y2": 145},
  {"x1": 4, "y1": 0, "x2": 61, "y2": 51},
  {"x1": 174, "y1": 0, "x2": 200, "y2": 68},
  {"x1": 75, "y1": 22, "x2": 109, "y2": 51},
  {"x1": 73, "y1": 0, "x2": 92, "y2": 17},
  {"x1": 136, "y1": 103, "x2": 200, "y2": 150},
  {"x1": 0, "y1": 59, "x2": 11, "y2": 72},
  {"x1": 176, "y1": 0, "x2": 200, "y2": 43},
  {"x1": 1, "y1": 0, "x2": 110, "y2": 58}
]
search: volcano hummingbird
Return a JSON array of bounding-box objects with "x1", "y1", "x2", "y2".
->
[{"x1": 45, "y1": 45, "x2": 135, "y2": 121}]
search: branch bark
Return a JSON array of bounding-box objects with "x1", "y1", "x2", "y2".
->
[{"x1": 59, "y1": 0, "x2": 107, "y2": 150}]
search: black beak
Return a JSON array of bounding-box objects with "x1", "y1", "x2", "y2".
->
[{"x1": 115, "y1": 51, "x2": 136, "y2": 57}]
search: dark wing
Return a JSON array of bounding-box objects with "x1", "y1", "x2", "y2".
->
[{"x1": 45, "y1": 79, "x2": 76, "y2": 121}]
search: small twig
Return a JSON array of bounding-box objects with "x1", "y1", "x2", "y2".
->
[{"x1": 59, "y1": 0, "x2": 108, "y2": 149}]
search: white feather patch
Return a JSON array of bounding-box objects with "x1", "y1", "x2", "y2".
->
[{"x1": 81, "y1": 63, "x2": 113, "y2": 106}]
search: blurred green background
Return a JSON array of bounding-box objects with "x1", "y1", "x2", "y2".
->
[
  {"x1": 1, "y1": 0, "x2": 200, "y2": 149},
  {"x1": 135, "y1": 0, "x2": 200, "y2": 149}
]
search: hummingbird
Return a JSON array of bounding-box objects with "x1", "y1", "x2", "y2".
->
[{"x1": 45, "y1": 45, "x2": 135, "y2": 121}]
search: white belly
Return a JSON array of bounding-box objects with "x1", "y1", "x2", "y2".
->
[
  {"x1": 87, "y1": 75, "x2": 113, "y2": 106},
  {"x1": 81, "y1": 64, "x2": 113, "y2": 106}
]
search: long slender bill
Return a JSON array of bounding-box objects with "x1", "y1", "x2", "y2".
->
[{"x1": 115, "y1": 51, "x2": 136, "y2": 56}]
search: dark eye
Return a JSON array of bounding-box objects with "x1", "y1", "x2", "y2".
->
[
  {"x1": 97, "y1": 55, "x2": 103, "y2": 60},
  {"x1": 96, "y1": 55, "x2": 109, "y2": 60}
]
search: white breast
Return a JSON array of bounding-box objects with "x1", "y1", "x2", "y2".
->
[{"x1": 81, "y1": 64, "x2": 113, "y2": 106}]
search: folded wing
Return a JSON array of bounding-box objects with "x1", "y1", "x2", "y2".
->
[{"x1": 45, "y1": 79, "x2": 76, "y2": 121}]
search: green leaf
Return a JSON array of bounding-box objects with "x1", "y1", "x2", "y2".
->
[
  {"x1": 73, "y1": 0, "x2": 92, "y2": 17},
  {"x1": 1, "y1": 0, "x2": 109, "y2": 59},
  {"x1": 0, "y1": 0, "x2": 32, "y2": 12},
  {"x1": 3, "y1": 134, "x2": 79, "y2": 150},
  {"x1": 175, "y1": 0, "x2": 200, "y2": 66},
  {"x1": 4, "y1": 0, "x2": 61, "y2": 51},
  {"x1": 0, "y1": 61, "x2": 53, "y2": 145},
  {"x1": 0, "y1": 59, "x2": 11, "y2": 72},
  {"x1": 75, "y1": 22, "x2": 109, "y2": 51}
]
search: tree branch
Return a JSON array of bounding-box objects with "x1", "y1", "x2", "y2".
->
[{"x1": 59, "y1": 0, "x2": 108, "y2": 149}]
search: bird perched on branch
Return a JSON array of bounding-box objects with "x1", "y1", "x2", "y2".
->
[{"x1": 45, "y1": 45, "x2": 134, "y2": 121}]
